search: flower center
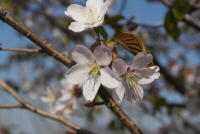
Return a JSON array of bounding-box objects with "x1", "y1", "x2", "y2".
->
[
  {"x1": 125, "y1": 72, "x2": 143, "y2": 89},
  {"x1": 48, "y1": 94, "x2": 57, "y2": 102},
  {"x1": 81, "y1": 7, "x2": 99, "y2": 25},
  {"x1": 86, "y1": 62, "x2": 100, "y2": 79}
]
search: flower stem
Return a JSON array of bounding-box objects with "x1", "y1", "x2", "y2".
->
[{"x1": 94, "y1": 28, "x2": 101, "y2": 44}]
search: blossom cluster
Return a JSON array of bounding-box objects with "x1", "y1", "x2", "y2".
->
[
  {"x1": 63, "y1": 0, "x2": 160, "y2": 103},
  {"x1": 41, "y1": 78, "x2": 82, "y2": 118},
  {"x1": 65, "y1": 45, "x2": 160, "y2": 103},
  {"x1": 41, "y1": 0, "x2": 160, "y2": 115}
]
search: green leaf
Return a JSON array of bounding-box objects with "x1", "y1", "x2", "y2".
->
[
  {"x1": 172, "y1": 0, "x2": 190, "y2": 21},
  {"x1": 164, "y1": 10, "x2": 181, "y2": 40},
  {"x1": 94, "y1": 26, "x2": 108, "y2": 40}
]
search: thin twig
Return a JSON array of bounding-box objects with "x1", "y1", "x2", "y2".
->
[
  {"x1": 0, "y1": 80, "x2": 94, "y2": 134},
  {"x1": 0, "y1": 6, "x2": 143, "y2": 134},
  {"x1": 132, "y1": 22, "x2": 163, "y2": 29},
  {"x1": 161, "y1": 0, "x2": 170, "y2": 7},
  {"x1": 0, "y1": 104, "x2": 22, "y2": 108},
  {"x1": 0, "y1": 48, "x2": 44, "y2": 53},
  {"x1": 183, "y1": 119, "x2": 200, "y2": 134}
]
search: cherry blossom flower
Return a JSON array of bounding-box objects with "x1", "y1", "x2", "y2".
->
[
  {"x1": 41, "y1": 86, "x2": 62, "y2": 105},
  {"x1": 58, "y1": 78, "x2": 82, "y2": 111},
  {"x1": 53, "y1": 104, "x2": 73, "y2": 118},
  {"x1": 41, "y1": 79, "x2": 82, "y2": 118},
  {"x1": 41, "y1": 86, "x2": 63, "y2": 114},
  {"x1": 65, "y1": 0, "x2": 113, "y2": 32},
  {"x1": 112, "y1": 51, "x2": 160, "y2": 103},
  {"x1": 65, "y1": 45, "x2": 119, "y2": 101}
]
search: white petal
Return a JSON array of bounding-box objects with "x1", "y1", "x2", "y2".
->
[
  {"x1": 100, "y1": 67, "x2": 119, "y2": 88},
  {"x1": 93, "y1": 45, "x2": 112, "y2": 66},
  {"x1": 65, "y1": 4, "x2": 87, "y2": 23},
  {"x1": 65, "y1": 64, "x2": 90, "y2": 84},
  {"x1": 71, "y1": 98, "x2": 77, "y2": 110},
  {"x1": 86, "y1": 0, "x2": 104, "y2": 9},
  {"x1": 71, "y1": 45, "x2": 95, "y2": 64},
  {"x1": 63, "y1": 109, "x2": 73, "y2": 118},
  {"x1": 112, "y1": 82, "x2": 125, "y2": 103},
  {"x1": 112, "y1": 58, "x2": 129, "y2": 76},
  {"x1": 54, "y1": 103, "x2": 65, "y2": 112},
  {"x1": 86, "y1": 0, "x2": 104, "y2": 17},
  {"x1": 137, "y1": 66, "x2": 160, "y2": 84},
  {"x1": 130, "y1": 51, "x2": 153, "y2": 70},
  {"x1": 83, "y1": 75, "x2": 101, "y2": 101},
  {"x1": 60, "y1": 78, "x2": 74, "y2": 91},
  {"x1": 41, "y1": 96, "x2": 50, "y2": 103},
  {"x1": 69, "y1": 22, "x2": 91, "y2": 32},
  {"x1": 92, "y1": 16, "x2": 104, "y2": 27},
  {"x1": 124, "y1": 82, "x2": 143, "y2": 103},
  {"x1": 98, "y1": 0, "x2": 113, "y2": 19},
  {"x1": 59, "y1": 92, "x2": 71, "y2": 101}
]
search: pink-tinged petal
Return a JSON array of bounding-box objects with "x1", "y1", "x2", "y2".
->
[
  {"x1": 93, "y1": 45, "x2": 112, "y2": 66},
  {"x1": 112, "y1": 82, "x2": 125, "y2": 103},
  {"x1": 65, "y1": 64, "x2": 90, "y2": 84},
  {"x1": 137, "y1": 66, "x2": 160, "y2": 85},
  {"x1": 98, "y1": 0, "x2": 113, "y2": 19},
  {"x1": 68, "y1": 22, "x2": 91, "y2": 32},
  {"x1": 130, "y1": 51, "x2": 153, "y2": 70},
  {"x1": 83, "y1": 75, "x2": 101, "y2": 101},
  {"x1": 65, "y1": 4, "x2": 87, "y2": 23},
  {"x1": 71, "y1": 45, "x2": 95, "y2": 64},
  {"x1": 112, "y1": 58, "x2": 129, "y2": 76},
  {"x1": 124, "y1": 82, "x2": 143, "y2": 103},
  {"x1": 60, "y1": 78, "x2": 74, "y2": 91},
  {"x1": 100, "y1": 67, "x2": 120, "y2": 88}
]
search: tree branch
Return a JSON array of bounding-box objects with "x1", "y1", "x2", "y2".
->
[
  {"x1": 0, "y1": 80, "x2": 94, "y2": 134},
  {"x1": 160, "y1": 0, "x2": 200, "y2": 32},
  {"x1": 0, "y1": 48, "x2": 44, "y2": 53},
  {"x1": 153, "y1": 54, "x2": 186, "y2": 94},
  {"x1": 160, "y1": 0, "x2": 170, "y2": 7},
  {"x1": 0, "y1": 6, "x2": 143, "y2": 134}
]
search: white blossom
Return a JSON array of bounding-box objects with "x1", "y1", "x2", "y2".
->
[
  {"x1": 65, "y1": 45, "x2": 119, "y2": 101},
  {"x1": 112, "y1": 51, "x2": 160, "y2": 103},
  {"x1": 65, "y1": 0, "x2": 113, "y2": 32}
]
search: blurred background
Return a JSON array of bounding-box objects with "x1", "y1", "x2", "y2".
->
[{"x1": 0, "y1": 0, "x2": 200, "y2": 134}]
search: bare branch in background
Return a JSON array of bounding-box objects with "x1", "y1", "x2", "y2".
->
[
  {"x1": 0, "y1": 48, "x2": 44, "y2": 53},
  {"x1": 160, "y1": 0, "x2": 170, "y2": 7},
  {"x1": 0, "y1": 104, "x2": 22, "y2": 108},
  {"x1": 161, "y1": 0, "x2": 200, "y2": 32},
  {"x1": 0, "y1": 80, "x2": 95, "y2": 134},
  {"x1": 153, "y1": 53, "x2": 186, "y2": 94},
  {"x1": 0, "y1": 6, "x2": 143, "y2": 134}
]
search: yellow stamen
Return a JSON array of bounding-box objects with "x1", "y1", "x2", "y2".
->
[{"x1": 125, "y1": 72, "x2": 143, "y2": 89}]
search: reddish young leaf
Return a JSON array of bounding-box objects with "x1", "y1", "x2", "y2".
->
[
  {"x1": 115, "y1": 33, "x2": 145, "y2": 55},
  {"x1": 66, "y1": 131, "x2": 77, "y2": 134},
  {"x1": 114, "y1": 33, "x2": 154, "y2": 66}
]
